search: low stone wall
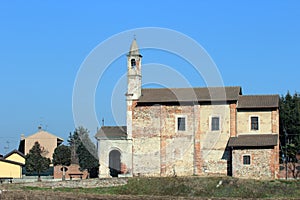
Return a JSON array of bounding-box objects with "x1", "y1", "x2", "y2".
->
[
  {"x1": 17, "y1": 178, "x2": 128, "y2": 188},
  {"x1": 5, "y1": 177, "x2": 59, "y2": 184},
  {"x1": 0, "y1": 178, "x2": 129, "y2": 200}
]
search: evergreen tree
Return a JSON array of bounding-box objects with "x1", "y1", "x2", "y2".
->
[
  {"x1": 53, "y1": 145, "x2": 71, "y2": 180},
  {"x1": 25, "y1": 141, "x2": 51, "y2": 181},
  {"x1": 68, "y1": 131, "x2": 79, "y2": 164},
  {"x1": 77, "y1": 141, "x2": 99, "y2": 178},
  {"x1": 68, "y1": 126, "x2": 99, "y2": 178},
  {"x1": 280, "y1": 91, "x2": 300, "y2": 163}
]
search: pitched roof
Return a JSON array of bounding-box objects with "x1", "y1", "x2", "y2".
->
[
  {"x1": 3, "y1": 149, "x2": 25, "y2": 159},
  {"x1": 237, "y1": 95, "x2": 279, "y2": 109},
  {"x1": 0, "y1": 158, "x2": 24, "y2": 166},
  {"x1": 25, "y1": 129, "x2": 64, "y2": 141},
  {"x1": 95, "y1": 126, "x2": 127, "y2": 140},
  {"x1": 138, "y1": 86, "x2": 242, "y2": 103},
  {"x1": 128, "y1": 39, "x2": 141, "y2": 56},
  {"x1": 228, "y1": 134, "x2": 278, "y2": 147}
]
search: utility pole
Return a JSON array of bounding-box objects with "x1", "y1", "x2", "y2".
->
[{"x1": 284, "y1": 128, "x2": 288, "y2": 180}]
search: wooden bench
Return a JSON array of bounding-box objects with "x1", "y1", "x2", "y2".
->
[
  {"x1": 69, "y1": 173, "x2": 83, "y2": 180},
  {"x1": 0, "y1": 177, "x2": 13, "y2": 183}
]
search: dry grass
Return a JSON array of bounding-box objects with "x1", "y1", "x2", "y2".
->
[{"x1": 2, "y1": 176, "x2": 300, "y2": 199}]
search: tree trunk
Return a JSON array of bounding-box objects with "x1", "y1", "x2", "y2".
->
[
  {"x1": 38, "y1": 174, "x2": 41, "y2": 182},
  {"x1": 62, "y1": 166, "x2": 66, "y2": 181}
]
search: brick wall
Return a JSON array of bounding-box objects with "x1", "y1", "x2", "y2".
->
[
  {"x1": 130, "y1": 101, "x2": 279, "y2": 179},
  {"x1": 271, "y1": 109, "x2": 280, "y2": 178},
  {"x1": 199, "y1": 104, "x2": 230, "y2": 175},
  {"x1": 53, "y1": 164, "x2": 88, "y2": 179},
  {"x1": 194, "y1": 104, "x2": 202, "y2": 175},
  {"x1": 230, "y1": 103, "x2": 237, "y2": 137},
  {"x1": 161, "y1": 105, "x2": 194, "y2": 176},
  {"x1": 132, "y1": 103, "x2": 232, "y2": 177},
  {"x1": 278, "y1": 163, "x2": 300, "y2": 179},
  {"x1": 132, "y1": 105, "x2": 161, "y2": 176},
  {"x1": 132, "y1": 104, "x2": 196, "y2": 176}
]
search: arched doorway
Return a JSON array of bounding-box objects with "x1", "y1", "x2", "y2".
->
[{"x1": 109, "y1": 150, "x2": 121, "y2": 177}]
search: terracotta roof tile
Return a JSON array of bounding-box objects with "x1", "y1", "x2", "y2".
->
[
  {"x1": 95, "y1": 126, "x2": 127, "y2": 140},
  {"x1": 237, "y1": 95, "x2": 279, "y2": 109},
  {"x1": 138, "y1": 86, "x2": 242, "y2": 103},
  {"x1": 228, "y1": 134, "x2": 278, "y2": 147}
]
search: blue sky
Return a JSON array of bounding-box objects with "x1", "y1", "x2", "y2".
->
[{"x1": 0, "y1": 1, "x2": 299, "y2": 153}]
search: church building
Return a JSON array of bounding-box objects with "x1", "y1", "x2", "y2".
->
[{"x1": 95, "y1": 39, "x2": 280, "y2": 179}]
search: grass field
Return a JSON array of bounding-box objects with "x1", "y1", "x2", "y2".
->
[{"x1": 3, "y1": 176, "x2": 300, "y2": 199}]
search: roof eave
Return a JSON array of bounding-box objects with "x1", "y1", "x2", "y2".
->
[{"x1": 138, "y1": 99, "x2": 238, "y2": 104}]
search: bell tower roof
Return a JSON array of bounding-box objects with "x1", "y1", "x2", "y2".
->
[{"x1": 129, "y1": 38, "x2": 142, "y2": 56}]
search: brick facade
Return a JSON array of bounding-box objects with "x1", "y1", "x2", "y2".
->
[
  {"x1": 95, "y1": 39, "x2": 280, "y2": 179},
  {"x1": 230, "y1": 107, "x2": 280, "y2": 179},
  {"x1": 53, "y1": 164, "x2": 88, "y2": 179},
  {"x1": 230, "y1": 103, "x2": 237, "y2": 137},
  {"x1": 99, "y1": 99, "x2": 279, "y2": 179},
  {"x1": 194, "y1": 105, "x2": 202, "y2": 175}
]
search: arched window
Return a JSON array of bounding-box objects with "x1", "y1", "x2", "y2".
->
[
  {"x1": 131, "y1": 59, "x2": 136, "y2": 68},
  {"x1": 109, "y1": 150, "x2": 121, "y2": 177}
]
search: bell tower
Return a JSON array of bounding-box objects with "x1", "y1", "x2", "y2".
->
[
  {"x1": 127, "y1": 38, "x2": 142, "y2": 100},
  {"x1": 126, "y1": 39, "x2": 142, "y2": 140}
]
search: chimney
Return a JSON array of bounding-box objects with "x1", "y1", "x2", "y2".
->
[
  {"x1": 38, "y1": 126, "x2": 42, "y2": 131},
  {"x1": 21, "y1": 134, "x2": 25, "y2": 140}
]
